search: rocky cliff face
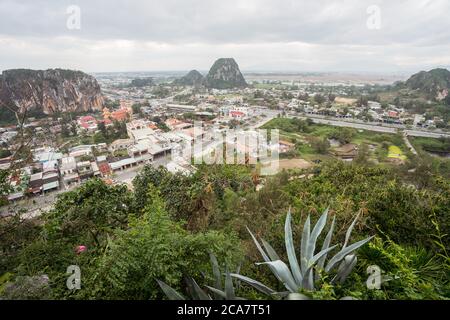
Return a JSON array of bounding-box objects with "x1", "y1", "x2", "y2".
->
[
  {"x1": 0, "y1": 69, "x2": 104, "y2": 114},
  {"x1": 405, "y1": 68, "x2": 450, "y2": 101},
  {"x1": 205, "y1": 58, "x2": 247, "y2": 89}
]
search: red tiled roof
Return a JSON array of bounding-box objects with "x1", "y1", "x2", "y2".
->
[
  {"x1": 98, "y1": 162, "x2": 111, "y2": 175},
  {"x1": 80, "y1": 116, "x2": 95, "y2": 122}
]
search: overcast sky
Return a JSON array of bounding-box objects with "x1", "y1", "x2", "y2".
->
[{"x1": 0, "y1": 0, "x2": 449, "y2": 73}]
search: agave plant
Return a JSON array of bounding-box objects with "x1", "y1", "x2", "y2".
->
[
  {"x1": 157, "y1": 253, "x2": 244, "y2": 300},
  {"x1": 231, "y1": 207, "x2": 373, "y2": 298}
]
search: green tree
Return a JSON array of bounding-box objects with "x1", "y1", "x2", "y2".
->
[
  {"x1": 43, "y1": 179, "x2": 135, "y2": 247},
  {"x1": 85, "y1": 185, "x2": 242, "y2": 299},
  {"x1": 354, "y1": 143, "x2": 370, "y2": 164},
  {"x1": 311, "y1": 137, "x2": 330, "y2": 154},
  {"x1": 314, "y1": 94, "x2": 326, "y2": 104}
]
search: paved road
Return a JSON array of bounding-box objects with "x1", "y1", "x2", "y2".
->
[
  {"x1": 288, "y1": 114, "x2": 450, "y2": 138},
  {"x1": 403, "y1": 133, "x2": 418, "y2": 155}
]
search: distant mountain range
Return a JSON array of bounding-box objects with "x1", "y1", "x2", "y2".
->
[
  {"x1": 174, "y1": 58, "x2": 248, "y2": 89},
  {"x1": 0, "y1": 63, "x2": 448, "y2": 121}
]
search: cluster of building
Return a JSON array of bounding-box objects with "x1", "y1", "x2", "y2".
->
[{"x1": 77, "y1": 101, "x2": 133, "y2": 133}]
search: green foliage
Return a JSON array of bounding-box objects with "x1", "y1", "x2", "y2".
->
[
  {"x1": 327, "y1": 127, "x2": 356, "y2": 144},
  {"x1": 237, "y1": 208, "x2": 372, "y2": 298},
  {"x1": 133, "y1": 165, "x2": 254, "y2": 230},
  {"x1": 406, "y1": 68, "x2": 450, "y2": 99},
  {"x1": 157, "y1": 253, "x2": 244, "y2": 300},
  {"x1": 43, "y1": 178, "x2": 135, "y2": 247},
  {"x1": 0, "y1": 149, "x2": 11, "y2": 159},
  {"x1": 284, "y1": 162, "x2": 449, "y2": 252},
  {"x1": 0, "y1": 169, "x2": 12, "y2": 206},
  {"x1": 0, "y1": 217, "x2": 41, "y2": 274},
  {"x1": 85, "y1": 185, "x2": 242, "y2": 299},
  {"x1": 1, "y1": 157, "x2": 448, "y2": 300},
  {"x1": 311, "y1": 137, "x2": 330, "y2": 154},
  {"x1": 358, "y1": 237, "x2": 449, "y2": 299},
  {"x1": 262, "y1": 117, "x2": 311, "y2": 133}
]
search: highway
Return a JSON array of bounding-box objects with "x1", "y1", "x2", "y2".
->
[{"x1": 287, "y1": 113, "x2": 450, "y2": 138}]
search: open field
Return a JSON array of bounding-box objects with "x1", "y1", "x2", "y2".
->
[
  {"x1": 278, "y1": 158, "x2": 312, "y2": 170},
  {"x1": 262, "y1": 118, "x2": 410, "y2": 164},
  {"x1": 409, "y1": 136, "x2": 450, "y2": 157},
  {"x1": 388, "y1": 145, "x2": 407, "y2": 160},
  {"x1": 335, "y1": 97, "x2": 357, "y2": 105}
]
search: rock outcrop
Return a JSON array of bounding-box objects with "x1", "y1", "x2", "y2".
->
[
  {"x1": 173, "y1": 70, "x2": 204, "y2": 86},
  {"x1": 405, "y1": 68, "x2": 450, "y2": 101},
  {"x1": 204, "y1": 58, "x2": 247, "y2": 89},
  {"x1": 0, "y1": 68, "x2": 104, "y2": 114}
]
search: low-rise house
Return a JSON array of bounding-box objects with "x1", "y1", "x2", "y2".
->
[
  {"x1": 128, "y1": 141, "x2": 153, "y2": 164},
  {"x1": 96, "y1": 156, "x2": 112, "y2": 177},
  {"x1": 77, "y1": 161, "x2": 94, "y2": 181},
  {"x1": 60, "y1": 156, "x2": 79, "y2": 186},
  {"x1": 332, "y1": 144, "x2": 358, "y2": 161},
  {"x1": 69, "y1": 145, "x2": 93, "y2": 158},
  {"x1": 109, "y1": 157, "x2": 137, "y2": 172},
  {"x1": 166, "y1": 161, "x2": 196, "y2": 176},
  {"x1": 78, "y1": 116, "x2": 98, "y2": 132},
  {"x1": 42, "y1": 169, "x2": 60, "y2": 193},
  {"x1": 28, "y1": 172, "x2": 43, "y2": 195},
  {"x1": 166, "y1": 104, "x2": 197, "y2": 113},
  {"x1": 91, "y1": 161, "x2": 101, "y2": 177},
  {"x1": 34, "y1": 149, "x2": 63, "y2": 164},
  {"x1": 109, "y1": 139, "x2": 134, "y2": 152}
]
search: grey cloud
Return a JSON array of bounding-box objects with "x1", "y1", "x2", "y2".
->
[
  {"x1": 0, "y1": 0, "x2": 449, "y2": 72},
  {"x1": 1, "y1": 0, "x2": 449, "y2": 45}
]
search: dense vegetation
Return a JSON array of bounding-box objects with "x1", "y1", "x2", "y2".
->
[{"x1": 0, "y1": 156, "x2": 448, "y2": 299}]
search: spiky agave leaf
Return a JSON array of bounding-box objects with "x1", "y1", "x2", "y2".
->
[
  {"x1": 261, "y1": 238, "x2": 281, "y2": 261},
  {"x1": 157, "y1": 280, "x2": 186, "y2": 300},
  {"x1": 317, "y1": 216, "x2": 336, "y2": 271},
  {"x1": 285, "y1": 210, "x2": 303, "y2": 285},
  {"x1": 343, "y1": 213, "x2": 360, "y2": 248},
  {"x1": 325, "y1": 236, "x2": 374, "y2": 273},
  {"x1": 209, "y1": 253, "x2": 223, "y2": 299},
  {"x1": 306, "y1": 208, "x2": 329, "y2": 264},
  {"x1": 205, "y1": 286, "x2": 227, "y2": 299},
  {"x1": 287, "y1": 293, "x2": 311, "y2": 300},
  {"x1": 224, "y1": 267, "x2": 236, "y2": 299},
  {"x1": 246, "y1": 226, "x2": 271, "y2": 262},
  {"x1": 230, "y1": 273, "x2": 277, "y2": 296},
  {"x1": 300, "y1": 215, "x2": 311, "y2": 274},
  {"x1": 301, "y1": 244, "x2": 338, "y2": 290},
  {"x1": 186, "y1": 277, "x2": 212, "y2": 300},
  {"x1": 332, "y1": 255, "x2": 357, "y2": 284},
  {"x1": 247, "y1": 226, "x2": 284, "y2": 284},
  {"x1": 205, "y1": 286, "x2": 246, "y2": 300},
  {"x1": 256, "y1": 260, "x2": 299, "y2": 292}
]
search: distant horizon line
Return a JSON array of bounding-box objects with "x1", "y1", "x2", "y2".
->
[{"x1": 1, "y1": 67, "x2": 448, "y2": 77}]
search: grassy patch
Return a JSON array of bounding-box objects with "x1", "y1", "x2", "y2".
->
[
  {"x1": 261, "y1": 118, "x2": 412, "y2": 163},
  {"x1": 388, "y1": 145, "x2": 406, "y2": 160}
]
